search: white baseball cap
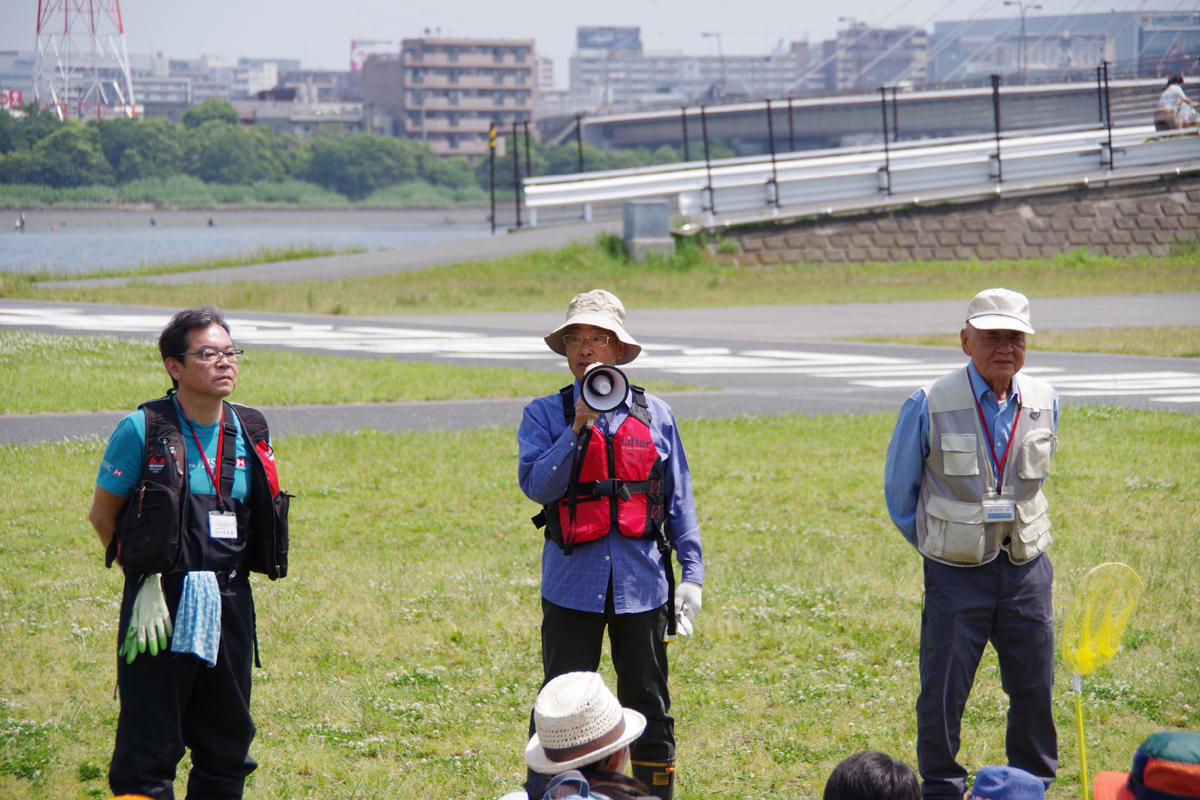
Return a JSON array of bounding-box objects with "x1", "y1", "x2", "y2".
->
[{"x1": 966, "y1": 288, "x2": 1035, "y2": 334}]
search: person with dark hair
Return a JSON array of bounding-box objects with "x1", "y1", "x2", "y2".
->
[
  {"x1": 88, "y1": 304, "x2": 290, "y2": 800},
  {"x1": 499, "y1": 672, "x2": 657, "y2": 800},
  {"x1": 1155, "y1": 75, "x2": 1197, "y2": 129},
  {"x1": 824, "y1": 751, "x2": 922, "y2": 800}
]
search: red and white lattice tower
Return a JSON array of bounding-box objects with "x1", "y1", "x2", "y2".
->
[{"x1": 33, "y1": 0, "x2": 138, "y2": 120}]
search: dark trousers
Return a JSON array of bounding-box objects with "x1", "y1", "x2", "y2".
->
[
  {"x1": 535, "y1": 595, "x2": 674, "y2": 765},
  {"x1": 109, "y1": 577, "x2": 257, "y2": 800},
  {"x1": 916, "y1": 552, "x2": 1057, "y2": 799}
]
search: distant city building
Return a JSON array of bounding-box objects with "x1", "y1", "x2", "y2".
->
[
  {"x1": 132, "y1": 56, "x2": 192, "y2": 122},
  {"x1": 231, "y1": 63, "x2": 279, "y2": 98},
  {"x1": 238, "y1": 57, "x2": 301, "y2": 72},
  {"x1": 536, "y1": 56, "x2": 555, "y2": 89},
  {"x1": 351, "y1": 41, "x2": 399, "y2": 73},
  {"x1": 362, "y1": 37, "x2": 537, "y2": 159},
  {"x1": 279, "y1": 69, "x2": 357, "y2": 103},
  {"x1": 832, "y1": 24, "x2": 927, "y2": 90},
  {"x1": 568, "y1": 26, "x2": 807, "y2": 109},
  {"x1": 929, "y1": 11, "x2": 1200, "y2": 83},
  {"x1": 232, "y1": 98, "x2": 390, "y2": 137},
  {"x1": 0, "y1": 51, "x2": 36, "y2": 99}
]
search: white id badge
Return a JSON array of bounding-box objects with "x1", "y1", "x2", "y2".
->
[
  {"x1": 982, "y1": 497, "x2": 1017, "y2": 523},
  {"x1": 209, "y1": 510, "x2": 238, "y2": 539}
]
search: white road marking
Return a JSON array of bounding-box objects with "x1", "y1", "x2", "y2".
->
[{"x1": 3, "y1": 307, "x2": 1198, "y2": 405}]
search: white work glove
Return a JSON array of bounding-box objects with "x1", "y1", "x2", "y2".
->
[
  {"x1": 119, "y1": 573, "x2": 173, "y2": 664},
  {"x1": 674, "y1": 581, "x2": 703, "y2": 637}
]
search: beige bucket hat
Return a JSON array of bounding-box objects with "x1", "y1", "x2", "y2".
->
[
  {"x1": 525, "y1": 672, "x2": 647, "y2": 775},
  {"x1": 544, "y1": 289, "x2": 641, "y2": 364},
  {"x1": 966, "y1": 288, "x2": 1036, "y2": 334}
]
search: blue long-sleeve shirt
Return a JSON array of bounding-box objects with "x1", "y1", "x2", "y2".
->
[
  {"x1": 884, "y1": 363, "x2": 1059, "y2": 546},
  {"x1": 518, "y1": 382, "x2": 704, "y2": 614}
]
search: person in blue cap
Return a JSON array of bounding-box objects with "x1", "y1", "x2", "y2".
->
[{"x1": 970, "y1": 766, "x2": 1045, "y2": 800}]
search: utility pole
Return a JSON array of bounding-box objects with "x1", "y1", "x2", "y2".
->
[{"x1": 1003, "y1": 0, "x2": 1042, "y2": 84}]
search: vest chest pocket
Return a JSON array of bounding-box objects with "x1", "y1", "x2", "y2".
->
[
  {"x1": 940, "y1": 433, "x2": 979, "y2": 477},
  {"x1": 923, "y1": 494, "x2": 986, "y2": 565},
  {"x1": 1018, "y1": 428, "x2": 1056, "y2": 480}
]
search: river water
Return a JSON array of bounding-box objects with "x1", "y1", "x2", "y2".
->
[{"x1": 0, "y1": 208, "x2": 494, "y2": 274}]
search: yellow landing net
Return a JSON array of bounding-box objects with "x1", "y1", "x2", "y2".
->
[{"x1": 1060, "y1": 562, "x2": 1144, "y2": 800}]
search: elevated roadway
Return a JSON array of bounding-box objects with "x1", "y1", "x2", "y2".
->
[{"x1": 548, "y1": 79, "x2": 1160, "y2": 156}]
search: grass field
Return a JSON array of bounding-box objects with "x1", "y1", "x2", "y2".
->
[
  {"x1": 1, "y1": 406, "x2": 1196, "y2": 800},
  {"x1": 0, "y1": 332, "x2": 691, "y2": 415},
  {"x1": 854, "y1": 328, "x2": 1200, "y2": 358},
  {"x1": 1, "y1": 241, "x2": 1196, "y2": 316}
]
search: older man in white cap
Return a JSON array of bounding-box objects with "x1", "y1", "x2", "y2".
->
[
  {"x1": 884, "y1": 288, "x2": 1060, "y2": 800},
  {"x1": 518, "y1": 289, "x2": 704, "y2": 800}
]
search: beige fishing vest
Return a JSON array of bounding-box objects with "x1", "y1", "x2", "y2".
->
[{"x1": 915, "y1": 366, "x2": 1057, "y2": 567}]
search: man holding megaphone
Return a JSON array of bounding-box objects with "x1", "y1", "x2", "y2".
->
[{"x1": 518, "y1": 289, "x2": 705, "y2": 800}]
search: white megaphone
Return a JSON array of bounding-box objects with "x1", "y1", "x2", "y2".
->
[{"x1": 581, "y1": 364, "x2": 629, "y2": 415}]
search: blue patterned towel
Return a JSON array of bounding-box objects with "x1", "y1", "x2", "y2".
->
[{"x1": 170, "y1": 571, "x2": 221, "y2": 667}]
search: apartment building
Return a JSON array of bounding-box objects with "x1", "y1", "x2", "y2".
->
[
  {"x1": 363, "y1": 37, "x2": 537, "y2": 159},
  {"x1": 834, "y1": 24, "x2": 927, "y2": 90}
]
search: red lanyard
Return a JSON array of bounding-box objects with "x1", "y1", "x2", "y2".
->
[
  {"x1": 183, "y1": 405, "x2": 225, "y2": 502},
  {"x1": 974, "y1": 387, "x2": 1020, "y2": 491}
]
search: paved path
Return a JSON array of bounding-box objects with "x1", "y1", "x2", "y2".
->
[
  {"x1": 38, "y1": 219, "x2": 621, "y2": 289},
  {"x1": 2, "y1": 294, "x2": 1197, "y2": 444}
]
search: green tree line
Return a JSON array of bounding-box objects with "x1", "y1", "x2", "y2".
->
[{"x1": 0, "y1": 98, "x2": 701, "y2": 204}]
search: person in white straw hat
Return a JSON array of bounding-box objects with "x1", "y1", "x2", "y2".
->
[
  {"x1": 884, "y1": 288, "x2": 1061, "y2": 799},
  {"x1": 498, "y1": 672, "x2": 654, "y2": 800},
  {"x1": 518, "y1": 289, "x2": 705, "y2": 800}
]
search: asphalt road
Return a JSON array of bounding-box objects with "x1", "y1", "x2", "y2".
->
[{"x1": 2, "y1": 294, "x2": 1197, "y2": 444}]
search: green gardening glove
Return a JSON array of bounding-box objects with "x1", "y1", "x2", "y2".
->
[{"x1": 118, "y1": 573, "x2": 173, "y2": 664}]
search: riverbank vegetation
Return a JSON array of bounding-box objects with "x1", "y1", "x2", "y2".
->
[
  {"x1": 1, "y1": 407, "x2": 1196, "y2": 799},
  {"x1": 0, "y1": 99, "x2": 698, "y2": 209},
  {"x1": 4, "y1": 237, "x2": 1196, "y2": 317}
]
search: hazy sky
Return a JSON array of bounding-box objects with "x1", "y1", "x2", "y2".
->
[{"x1": 4, "y1": 0, "x2": 1195, "y2": 88}]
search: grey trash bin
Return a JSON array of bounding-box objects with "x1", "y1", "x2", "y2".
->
[{"x1": 623, "y1": 199, "x2": 675, "y2": 260}]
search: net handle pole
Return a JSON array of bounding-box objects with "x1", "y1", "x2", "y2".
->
[{"x1": 1074, "y1": 672, "x2": 1090, "y2": 800}]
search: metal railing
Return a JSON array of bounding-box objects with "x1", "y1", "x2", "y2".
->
[
  {"x1": 523, "y1": 69, "x2": 1200, "y2": 231},
  {"x1": 524, "y1": 124, "x2": 1200, "y2": 229}
]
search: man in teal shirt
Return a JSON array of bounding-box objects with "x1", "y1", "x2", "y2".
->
[{"x1": 90, "y1": 305, "x2": 286, "y2": 800}]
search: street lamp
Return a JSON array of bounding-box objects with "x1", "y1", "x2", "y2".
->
[
  {"x1": 702, "y1": 32, "x2": 727, "y2": 88},
  {"x1": 1003, "y1": 0, "x2": 1042, "y2": 83}
]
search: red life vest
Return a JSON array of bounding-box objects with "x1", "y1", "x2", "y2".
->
[{"x1": 535, "y1": 385, "x2": 665, "y2": 555}]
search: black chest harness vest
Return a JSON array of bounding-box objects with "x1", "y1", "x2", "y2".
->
[{"x1": 108, "y1": 396, "x2": 289, "y2": 581}]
